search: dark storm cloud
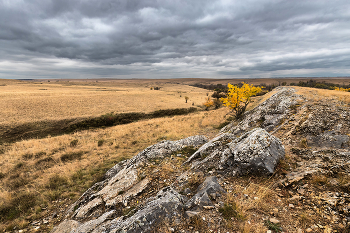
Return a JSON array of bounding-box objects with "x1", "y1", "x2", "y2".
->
[{"x1": 0, "y1": 0, "x2": 350, "y2": 79}]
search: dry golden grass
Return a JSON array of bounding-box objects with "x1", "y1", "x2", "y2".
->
[
  {"x1": 1, "y1": 107, "x2": 229, "y2": 182},
  {"x1": 0, "y1": 106, "x2": 230, "y2": 231},
  {"x1": 294, "y1": 86, "x2": 350, "y2": 103},
  {"x1": 0, "y1": 78, "x2": 279, "y2": 231},
  {"x1": 0, "y1": 79, "x2": 210, "y2": 126}
]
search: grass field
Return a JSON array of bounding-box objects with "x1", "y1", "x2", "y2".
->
[
  {"x1": 2, "y1": 77, "x2": 349, "y2": 126},
  {"x1": 0, "y1": 79, "x2": 211, "y2": 126},
  {"x1": 0, "y1": 107, "x2": 231, "y2": 231},
  {"x1": 1, "y1": 78, "x2": 349, "y2": 232},
  {"x1": 0, "y1": 78, "x2": 230, "y2": 231},
  {"x1": 295, "y1": 86, "x2": 350, "y2": 103}
]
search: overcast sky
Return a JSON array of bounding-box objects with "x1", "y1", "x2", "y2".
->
[{"x1": 1, "y1": 0, "x2": 350, "y2": 79}]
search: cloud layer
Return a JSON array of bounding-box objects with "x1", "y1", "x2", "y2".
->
[{"x1": 1, "y1": 0, "x2": 350, "y2": 79}]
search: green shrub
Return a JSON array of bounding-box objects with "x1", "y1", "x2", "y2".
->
[
  {"x1": 264, "y1": 220, "x2": 282, "y2": 232},
  {"x1": 46, "y1": 174, "x2": 68, "y2": 190},
  {"x1": 0, "y1": 192, "x2": 36, "y2": 220},
  {"x1": 219, "y1": 203, "x2": 245, "y2": 221}
]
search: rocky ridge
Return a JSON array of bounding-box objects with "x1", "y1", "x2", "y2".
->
[{"x1": 49, "y1": 86, "x2": 350, "y2": 233}]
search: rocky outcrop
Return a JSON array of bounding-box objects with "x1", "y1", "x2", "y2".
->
[
  {"x1": 97, "y1": 187, "x2": 186, "y2": 233},
  {"x1": 51, "y1": 136, "x2": 208, "y2": 233},
  {"x1": 52, "y1": 128, "x2": 284, "y2": 232},
  {"x1": 221, "y1": 86, "x2": 303, "y2": 135}
]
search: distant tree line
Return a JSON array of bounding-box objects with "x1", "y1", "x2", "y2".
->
[
  {"x1": 190, "y1": 82, "x2": 270, "y2": 97},
  {"x1": 191, "y1": 79, "x2": 350, "y2": 95},
  {"x1": 290, "y1": 79, "x2": 350, "y2": 90}
]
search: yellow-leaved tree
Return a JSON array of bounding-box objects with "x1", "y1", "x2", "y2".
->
[
  {"x1": 333, "y1": 87, "x2": 350, "y2": 92},
  {"x1": 221, "y1": 82, "x2": 262, "y2": 119}
]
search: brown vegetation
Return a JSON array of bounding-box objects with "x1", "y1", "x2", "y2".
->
[{"x1": 0, "y1": 93, "x2": 230, "y2": 231}]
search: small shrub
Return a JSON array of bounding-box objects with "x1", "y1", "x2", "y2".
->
[
  {"x1": 118, "y1": 190, "x2": 125, "y2": 195},
  {"x1": 123, "y1": 206, "x2": 136, "y2": 217},
  {"x1": 7, "y1": 177, "x2": 29, "y2": 190},
  {"x1": 217, "y1": 120, "x2": 231, "y2": 129},
  {"x1": 33, "y1": 205, "x2": 42, "y2": 214},
  {"x1": 213, "y1": 99, "x2": 222, "y2": 109},
  {"x1": 35, "y1": 157, "x2": 55, "y2": 169},
  {"x1": 14, "y1": 162, "x2": 25, "y2": 169},
  {"x1": 216, "y1": 116, "x2": 235, "y2": 129},
  {"x1": 185, "y1": 96, "x2": 189, "y2": 103},
  {"x1": 275, "y1": 158, "x2": 290, "y2": 174},
  {"x1": 46, "y1": 190, "x2": 61, "y2": 201},
  {"x1": 219, "y1": 203, "x2": 245, "y2": 221},
  {"x1": 203, "y1": 97, "x2": 214, "y2": 110},
  {"x1": 34, "y1": 151, "x2": 46, "y2": 158},
  {"x1": 46, "y1": 174, "x2": 68, "y2": 190},
  {"x1": 70, "y1": 139, "x2": 79, "y2": 147},
  {"x1": 312, "y1": 174, "x2": 328, "y2": 186},
  {"x1": 300, "y1": 138, "x2": 308, "y2": 148},
  {"x1": 61, "y1": 151, "x2": 84, "y2": 162},
  {"x1": 289, "y1": 104, "x2": 300, "y2": 110},
  {"x1": 0, "y1": 172, "x2": 5, "y2": 179},
  {"x1": 0, "y1": 192, "x2": 36, "y2": 221},
  {"x1": 186, "y1": 173, "x2": 204, "y2": 190},
  {"x1": 174, "y1": 146, "x2": 197, "y2": 157},
  {"x1": 22, "y1": 153, "x2": 33, "y2": 160},
  {"x1": 298, "y1": 213, "x2": 310, "y2": 228},
  {"x1": 98, "y1": 139, "x2": 104, "y2": 147},
  {"x1": 188, "y1": 215, "x2": 206, "y2": 231},
  {"x1": 71, "y1": 170, "x2": 84, "y2": 183},
  {"x1": 264, "y1": 220, "x2": 282, "y2": 232}
]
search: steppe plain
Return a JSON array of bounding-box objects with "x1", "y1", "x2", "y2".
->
[{"x1": 1, "y1": 78, "x2": 350, "y2": 232}]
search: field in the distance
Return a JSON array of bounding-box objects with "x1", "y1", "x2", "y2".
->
[
  {"x1": 3, "y1": 77, "x2": 349, "y2": 126},
  {"x1": 0, "y1": 79, "x2": 211, "y2": 126}
]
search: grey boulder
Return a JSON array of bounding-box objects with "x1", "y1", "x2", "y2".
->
[
  {"x1": 190, "y1": 128, "x2": 285, "y2": 176},
  {"x1": 185, "y1": 176, "x2": 226, "y2": 210},
  {"x1": 224, "y1": 128, "x2": 285, "y2": 175}
]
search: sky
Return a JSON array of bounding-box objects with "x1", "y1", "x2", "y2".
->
[{"x1": 1, "y1": 0, "x2": 350, "y2": 79}]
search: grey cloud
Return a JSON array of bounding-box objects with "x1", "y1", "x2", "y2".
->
[{"x1": 0, "y1": 0, "x2": 350, "y2": 79}]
